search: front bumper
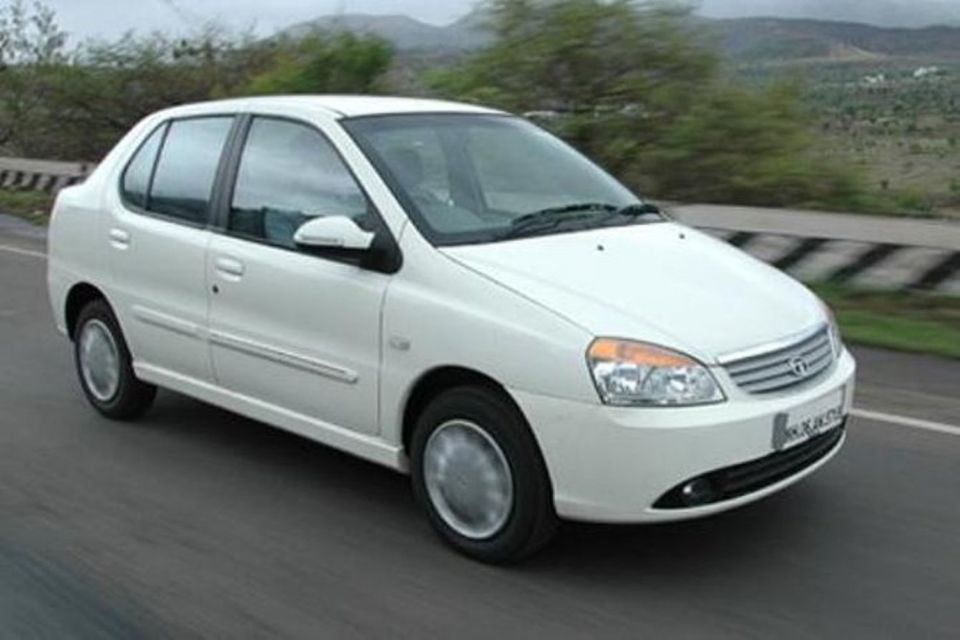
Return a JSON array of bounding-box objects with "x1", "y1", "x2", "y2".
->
[{"x1": 511, "y1": 349, "x2": 856, "y2": 523}]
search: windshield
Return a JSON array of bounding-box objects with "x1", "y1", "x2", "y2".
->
[{"x1": 342, "y1": 114, "x2": 663, "y2": 246}]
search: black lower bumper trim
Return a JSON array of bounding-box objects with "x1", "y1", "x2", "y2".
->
[{"x1": 653, "y1": 421, "x2": 846, "y2": 509}]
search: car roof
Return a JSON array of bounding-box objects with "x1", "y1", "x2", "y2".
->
[{"x1": 155, "y1": 95, "x2": 506, "y2": 120}]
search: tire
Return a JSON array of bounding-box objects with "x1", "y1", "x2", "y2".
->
[
  {"x1": 410, "y1": 385, "x2": 558, "y2": 564},
  {"x1": 73, "y1": 299, "x2": 156, "y2": 420}
]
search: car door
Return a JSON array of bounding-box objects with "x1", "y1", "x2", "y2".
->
[
  {"x1": 108, "y1": 115, "x2": 236, "y2": 382},
  {"x1": 206, "y1": 115, "x2": 392, "y2": 436}
]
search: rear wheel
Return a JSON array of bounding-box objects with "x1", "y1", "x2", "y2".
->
[
  {"x1": 410, "y1": 386, "x2": 558, "y2": 563},
  {"x1": 74, "y1": 299, "x2": 156, "y2": 420}
]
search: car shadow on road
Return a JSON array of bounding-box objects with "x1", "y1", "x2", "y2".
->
[
  {"x1": 138, "y1": 389, "x2": 836, "y2": 577},
  {"x1": 532, "y1": 489, "x2": 824, "y2": 576},
  {"x1": 137, "y1": 389, "x2": 421, "y2": 519}
]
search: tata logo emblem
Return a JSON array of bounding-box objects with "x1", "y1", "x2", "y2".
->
[{"x1": 788, "y1": 356, "x2": 810, "y2": 378}]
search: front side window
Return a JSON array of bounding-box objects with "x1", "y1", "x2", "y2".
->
[
  {"x1": 343, "y1": 114, "x2": 661, "y2": 246},
  {"x1": 228, "y1": 117, "x2": 370, "y2": 249},
  {"x1": 148, "y1": 117, "x2": 234, "y2": 225}
]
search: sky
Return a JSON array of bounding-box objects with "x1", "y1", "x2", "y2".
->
[
  {"x1": 38, "y1": 0, "x2": 479, "y2": 44},
  {"x1": 34, "y1": 0, "x2": 960, "y2": 43}
]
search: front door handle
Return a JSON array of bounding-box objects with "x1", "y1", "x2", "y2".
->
[
  {"x1": 214, "y1": 256, "x2": 245, "y2": 279},
  {"x1": 109, "y1": 228, "x2": 130, "y2": 249}
]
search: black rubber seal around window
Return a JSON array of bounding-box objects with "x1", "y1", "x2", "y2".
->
[{"x1": 209, "y1": 114, "x2": 252, "y2": 233}]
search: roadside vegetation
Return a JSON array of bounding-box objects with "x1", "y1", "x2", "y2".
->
[
  {"x1": 1, "y1": 0, "x2": 956, "y2": 220},
  {"x1": 0, "y1": 0, "x2": 867, "y2": 215},
  {"x1": 427, "y1": 0, "x2": 865, "y2": 212},
  {"x1": 741, "y1": 61, "x2": 960, "y2": 220},
  {"x1": 815, "y1": 285, "x2": 960, "y2": 359},
  {"x1": 0, "y1": 1, "x2": 392, "y2": 161},
  {"x1": 0, "y1": 189, "x2": 52, "y2": 225}
]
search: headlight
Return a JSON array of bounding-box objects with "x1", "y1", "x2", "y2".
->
[
  {"x1": 587, "y1": 339, "x2": 725, "y2": 407},
  {"x1": 820, "y1": 300, "x2": 843, "y2": 357}
]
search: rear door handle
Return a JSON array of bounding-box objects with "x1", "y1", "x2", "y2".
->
[
  {"x1": 214, "y1": 256, "x2": 245, "y2": 279},
  {"x1": 109, "y1": 228, "x2": 130, "y2": 249}
]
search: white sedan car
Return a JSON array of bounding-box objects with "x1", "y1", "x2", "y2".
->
[{"x1": 48, "y1": 96, "x2": 855, "y2": 562}]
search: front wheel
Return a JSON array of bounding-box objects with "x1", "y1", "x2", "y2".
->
[
  {"x1": 410, "y1": 386, "x2": 558, "y2": 563},
  {"x1": 74, "y1": 299, "x2": 156, "y2": 420}
]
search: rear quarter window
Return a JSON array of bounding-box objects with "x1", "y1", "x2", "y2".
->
[
  {"x1": 121, "y1": 124, "x2": 165, "y2": 209},
  {"x1": 148, "y1": 117, "x2": 234, "y2": 225}
]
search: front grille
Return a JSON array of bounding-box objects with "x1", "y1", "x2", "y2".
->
[
  {"x1": 723, "y1": 326, "x2": 834, "y2": 394},
  {"x1": 653, "y1": 423, "x2": 845, "y2": 509}
]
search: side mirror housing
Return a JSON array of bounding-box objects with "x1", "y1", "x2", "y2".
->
[{"x1": 294, "y1": 216, "x2": 375, "y2": 251}]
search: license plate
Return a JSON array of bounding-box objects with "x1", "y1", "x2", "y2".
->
[{"x1": 772, "y1": 387, "x2": 845, "y2": 451}]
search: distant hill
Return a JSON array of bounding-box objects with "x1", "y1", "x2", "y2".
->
[
  {"x1": 279, "y1": 13, "x2": 490, "y2": 51},
  {"x1": 697, "y1": 0, "x2": 960, "y2": 29},
  {"x1": 277, "y1": 12, "x2": 960, "y2": 62},
  {"x1": 711, "y1": 18, "x2": 960, "y2": 61}
]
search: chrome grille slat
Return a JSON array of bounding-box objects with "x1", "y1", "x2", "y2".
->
[
  {"x1": 806, "y1": 349, "x2": 832, "y2": 369},
  {"x1": 799, "y1": 340, "x2": 832, "y2": 359},
  {"x1": 724, "y1": 335, "x2": 824, "y2": 374},
  {"x1": 723, "y1": 326, "x2": 834, "y2": 395},
  {"x1": 728, "y1": 342, "x2": 832, "y2": 382}
]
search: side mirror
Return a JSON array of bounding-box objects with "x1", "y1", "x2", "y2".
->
[{"x1": 293, "y1": 216, "x2": 375, "y2": 251}]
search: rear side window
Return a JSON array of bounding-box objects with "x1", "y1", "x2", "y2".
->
[
  {"x1": 148, "y1": 117, "x2": 234, "y2": 225},
  {"x1": 121, "y1": 124, "x2": 165, "y2": 209},
  {"x1": 228, "y1": 117, "x2": 369, "y2": 248}
]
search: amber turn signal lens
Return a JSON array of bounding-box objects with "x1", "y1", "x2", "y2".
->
[{"x1": 588, "y1": 339, "x2": 693, "y2": 368}]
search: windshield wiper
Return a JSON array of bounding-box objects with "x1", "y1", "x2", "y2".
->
[
  {"x1": 500, "y1": 202, "x2": 664, "y2": 240},
  {"x1": 500, "y1": 203, "x2": 618, "y2": 239},
  {"x1": 596, "y1": 202, "x2": 665, "y2": 224}
]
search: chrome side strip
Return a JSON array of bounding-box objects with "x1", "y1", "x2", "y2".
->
[
  {"x1": 716, "y1": 323, "x2": 827, "y2": 365},
  {"x1": 209, "y1": 329, "x2": 359, "y2": 384},
  {"x1": 132, "y1": 305, "x2": 203, "y2": 339}
]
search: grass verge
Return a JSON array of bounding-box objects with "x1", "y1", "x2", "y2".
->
[
  {"x1": 0, "y1": 189, "x2": 54, "y2": 225},
  {"x1": 813, "y1": 284, "x2": 960, "y2": 359}
]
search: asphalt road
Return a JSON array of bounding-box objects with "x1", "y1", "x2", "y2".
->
[{"x1": 1, "y1": 231, "x2": 959, "y2": 639}]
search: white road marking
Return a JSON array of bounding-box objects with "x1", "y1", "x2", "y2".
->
[
  {"x1": 851, "y1": 408, "x2": 960, "y2": 437},
  {"x1": 0, "y1": 243, "x2": 46, "y2": 259}
]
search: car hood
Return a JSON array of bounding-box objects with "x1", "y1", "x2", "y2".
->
[{"x1": 441, "y1": 223, "x2": 824, "y2": 363}]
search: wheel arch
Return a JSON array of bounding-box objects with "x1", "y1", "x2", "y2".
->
[
  {"x1": 401, "y1": 366, "x2": 526, "y2": 454},
  {"x1": 64, "y1": 282, "x2": 109, "y2": 340}
]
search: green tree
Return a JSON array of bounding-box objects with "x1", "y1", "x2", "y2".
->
[
  {"x1": 640, "y1": 83, "x2": 861, "y2": 206},
  {"x1": 47, "y1": 27, "x2": 274, "y2": 158},
  {"x1": 432, "y1": 0, "x2": 713, "y2": 115},
  {"x1": 0, "y1": 0, "x2": 67, "y2": 152},
  {"x1": 431, "y1": 0, "x2": 863, "y2": 208},
  {"x1": 245, "y1": 32, "x2": 392, "y2": 95}
]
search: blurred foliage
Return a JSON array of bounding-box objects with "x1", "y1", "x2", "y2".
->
[
  {"x1": 0, "y1": 0, "x2": 945, "y2": 217},
  {"x1": 430, "y1": 0, "x2": 866, "y2": 209},
  {"x1": 0, "y1": 0, "x2": 66, "y2": 151},
  {"x1": 738, "y1": 59, "x2": 960, "y2": 218},
  {"x1": 430, "y1": 0, "x2": 715, "y2": 113},
  {"x1": 44, "y1": 28, "x2": 276, "y2": 158},
  {"x1": 245, "y1": 33, "x2": 392, "y2": 95},
  {"x1": 0, "y1": 187, "x2": 52, "y2": 223},
  {"x1": 0, "y1": 1, "x2": 393, "y2": 159},
  {"x1": 814, "y1": 284, "x2": 960, "y2": 359}
]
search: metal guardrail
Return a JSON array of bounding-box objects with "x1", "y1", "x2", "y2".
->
[
  {"x1": 0, "y1": 157, "x2": 95, "y2": 193},
  {"x1": 669, "y1": 205, "x2": 960, "y2": 296},
  {"x1": 701, "y1": 227, "x2": 959, "y2": 295}
]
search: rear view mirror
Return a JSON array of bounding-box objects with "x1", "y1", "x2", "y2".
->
[{"x1": 294, "y1": 216, "x2": 375, "y2": 251}]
